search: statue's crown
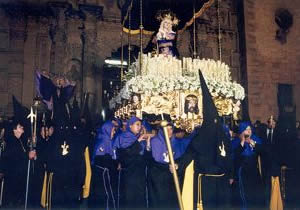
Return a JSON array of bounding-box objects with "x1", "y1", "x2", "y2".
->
[{"x1": 156, "y1": 10, "x2": 179, "y2": 26}]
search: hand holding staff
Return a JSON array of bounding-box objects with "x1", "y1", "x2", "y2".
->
[
  {"x1": 27, "y1": 107, "x2": 37, "y2": 149},
  {"x1": 161, "y1": 120, "x2": 184, "y2": 210}
]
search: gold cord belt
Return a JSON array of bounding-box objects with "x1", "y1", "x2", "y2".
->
[
  {"x1": 46, "y1": 172, "x2": 53, "y2": 210},
  {"x1": 197, "y1": 173, "x2": 225, "y2": 210}
]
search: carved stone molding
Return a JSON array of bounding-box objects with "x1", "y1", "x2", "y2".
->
[
  {"x1": 47, "y1": 2, "x2": 70, "y2": 10},
  {"x1": 79, "y1": 4, "x2": 103, "y2": 20},
  {"x1": 1, "y1": 2, "x2": 55, "y2": 20},
  {"x1": 1, "y1": 1, "x2": 103, "y2": 22},
  {"x1": 64, "y1": 7, "x2": 86, "y2": 20}
]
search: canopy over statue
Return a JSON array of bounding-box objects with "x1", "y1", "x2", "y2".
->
[
  {"x1": 121, "y1": 0, "x2": 215, "y2": 34},
  {"x1": 114, "y1": 0, "x2": 244, "y2": 132}
]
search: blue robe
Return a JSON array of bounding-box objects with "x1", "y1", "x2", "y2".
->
[{"x1": 231, "y1": 122, "x2": 265, "y2": 209}]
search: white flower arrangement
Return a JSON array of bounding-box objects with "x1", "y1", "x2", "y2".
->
[{"x1": 109, "y1": 55, "x2": 245, "y2": 109}]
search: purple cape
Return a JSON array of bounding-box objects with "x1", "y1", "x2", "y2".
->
[
  {"x1": 93, "y1": 121, "x2": 115, "y2": 162},
  {"x1": 151, "y1": 128, "x2": 191, "y2": 164}
]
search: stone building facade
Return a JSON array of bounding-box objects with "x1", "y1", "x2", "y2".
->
[
  {"x1": 243, "y1": 0, "x2": 300, "y2": 121},
  {"x1": 1, "y1": 0, "x2": 297, "y2": 122}
]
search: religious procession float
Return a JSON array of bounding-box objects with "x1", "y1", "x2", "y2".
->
[
  {"x1": 109, "y1": 53, "x2": 244, "y2": 132},
  {"x1": 109, "y1": 3, "x2": 245, "y2": 132}
]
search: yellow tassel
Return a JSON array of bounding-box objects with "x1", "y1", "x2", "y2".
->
[
  {"x1": 197, "y1": 174, "x2": 203, "y2": 210},
  {"x1": 270, "y1": 176, "x2": 283, "y2": 210},
  {"x1": 197, "y1": 202, "x2": 204, "y2": 210},
  {"x1": 46, "y1": 173, "x2": 53, "y2": 210},
  {"x1": 82, "y1": 147, "x2": 92, "y2": 198},
  {"x1": 40, "y1": 171, "x2": 48, "y2": 208},
  {"x1": 182, "y1": 160, "x2": 194, "y2": 210}
]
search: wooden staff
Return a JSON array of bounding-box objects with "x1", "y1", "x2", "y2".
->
[
  {"x1": 33, "y1": 107, "x2": 37, "y2": 147},
  {"x1": 160, "y1": 120, "x2": 184, "y2": 210},
  {"x1": 25, "y1": 107, "x2": 37, "y2": 210}
]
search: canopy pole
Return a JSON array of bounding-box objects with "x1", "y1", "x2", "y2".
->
[
  {"x1": 217, "y1": 0, "x2": 222, "y2": 61},
  {"x1": 121, "y1": 0, "x2": 134, "y2": 82},
  {"x1": 121, "y1": 29, "x2": 124, "y2": 82},
  {"x1": 128, "y1": 10, "x2": 131, "y2": 67},
  {"x1": 193, "y1": 1, "x2": 197, "y2": 58},
  {"x1": 139, "y1": 0, "x2": 143, "y2": 75},
  {"x1": 161, "y1": 120, "x2": 184, "y2": 210}
]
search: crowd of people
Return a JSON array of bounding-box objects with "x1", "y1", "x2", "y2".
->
[
  {"x1": 0, "y1": 111, "x2": 299, "y2": 210},
  {"x1": 0, "y1": 9, "x2": 299, "y2": 210},
  {"x1": 0, "y1": 74, "x2": 299, "y2": 210},
  {"x1": 0, "y1": 4, "x2": 298, "y2": 209}
]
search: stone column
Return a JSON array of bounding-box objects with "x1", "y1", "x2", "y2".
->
[
  {"x1": 0, "y1": 9, "x2": 9, "y2": 115},
  {"x1": 49, "y1": 5, "x2": 68, "y2": 75},
  {"x1": 35, "y1": 18, "x2": 52, "y2": 72},
  {"x1": 22, "y1": 17, "x2": 38, "y2": 107},
  {"x1": 84, "y1": 13, "x2": 97, "y2": 112},
  {"x1": 64, "y1": 17, "x2": 83, "y2": 102}
]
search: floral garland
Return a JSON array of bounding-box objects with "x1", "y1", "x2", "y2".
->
[{"x1": 109, "y1": 56, "x2": 245, "y2": 109}]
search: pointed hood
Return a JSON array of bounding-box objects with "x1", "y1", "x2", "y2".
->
[
  {"x1": 52, "y1": 95, "x2": 71, "y2": 129},
  {"x1": 12, "y1": 95, "x2": 34, "y2": 140},
  {"x1": 198, "y1": 69, "x2": 229, "y2": 146},
  {"x1": 70, "y1": 96, "x2": 81, "y2": 127},
  {"x1": 198, "y1": 70, "x2": 219, "y2": 127},
  {"x1": 80, "y1": 93, "x2": 92, "y2": 129},
  {"x1": 182, "y1": 70, "x2": 231, "y2": 174},
  {"x1": 12, "y1": 95, "x2": 30, "y2": 123}
]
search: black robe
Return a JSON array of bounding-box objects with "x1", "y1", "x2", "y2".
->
[
  {"x1": 147, "y1": 160, "x2": 179, "y2": 209},
  {"x1": 255, "y1": 124, "x2": 276, "y2": 206},
  {"x1": 281, "y1": 138, "x2": 300, "y2": 209},
  {"x1": 88, "y1": 154, "x2": 119, "y2": 209},
  {"x1": 1, "y1": 133, "x2": 28, "y2": 208},
  {"x1": 177, "y1": 126, "x2": 232, "y2": 210},
  {"x1": 117, "y1": 141, "x2": 148, "y2": 209},
  {"x1": 28, "y1": 134, "x2": 51, "y2": 208},
  {"x1": 292, "y1": 138, "x2": 300, "y2": 207},
  {"x1": 46, "y1": 126, "x2": 87, "y2": 209},
  {"x1": 270, "y1": 125, "x2": 298, "y2": 209}
]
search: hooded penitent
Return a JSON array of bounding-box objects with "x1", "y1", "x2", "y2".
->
[
  {"x1": 180, "y1": 70, "x2": 232, "y2": 210},
  {"x1": 93, "y1": 121, "x2": 115, "y2": 161},
  {"x1": 114, "y1": 116, "x2": 142, "y2": 149},
  {"x1": 187, "y1": 70, "x2": 231, "y2": 174},
  {"x1": 232, "y1": 121, "x2": 262, "y2": 157},
  {"x1": 151, "y1": 126, "x2": 191, "y2": 164}
]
